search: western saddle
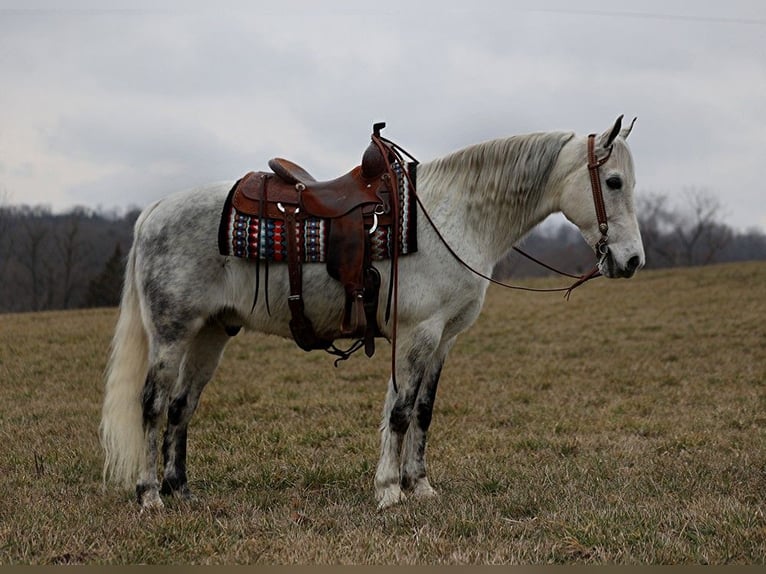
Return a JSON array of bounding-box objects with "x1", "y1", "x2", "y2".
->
[{"x1": 227, "y1": 123, "x2": 413, "y2": 359}]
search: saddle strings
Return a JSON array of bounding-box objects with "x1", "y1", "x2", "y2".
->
[{"x1": 369, "y1": 134, "x2": 411, "y2": 393}]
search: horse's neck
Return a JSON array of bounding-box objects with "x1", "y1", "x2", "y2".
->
[{"x1": 416, "y1": 132, "x2": 574, "y2": 266}]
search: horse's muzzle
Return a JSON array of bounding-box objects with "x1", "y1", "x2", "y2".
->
[{"x1": 599, "y1": 251, "x2": 643, "y2": 279}]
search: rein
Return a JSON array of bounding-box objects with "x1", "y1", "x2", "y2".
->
[
  {"x1": 387, "y1": 133, "x2": 613, "y2": 301},
  {"x1": 345, "y1": 131, "x2": 613, "y2": 391}
]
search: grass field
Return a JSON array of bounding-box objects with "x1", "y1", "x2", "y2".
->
[{"x1": 1, "y1": 261, "x2": 765, "y2": 564}]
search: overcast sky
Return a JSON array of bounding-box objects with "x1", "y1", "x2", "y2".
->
[{"x1": 1, "y1": 1, "x2": 764, "y2": 232}]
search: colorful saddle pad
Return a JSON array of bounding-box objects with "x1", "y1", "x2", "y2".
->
[{"x1": 219, "y1": 162, "x2": 417, "y2": 263}]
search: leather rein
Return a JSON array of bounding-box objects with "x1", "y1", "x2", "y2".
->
[
  {"x1": 360, "y1": 132, "x2": 612, "y2": 392},
  {"x1": 381, "y1": 132, "x2": 614, "y2": 302}
]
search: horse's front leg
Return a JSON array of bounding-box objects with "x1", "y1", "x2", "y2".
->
[
  {"x1": 374, "y1": 327, "x2": 440, "y2": 509},
  {"x1": 400, "y1": 336, "x2": 455, "y2": 499}
]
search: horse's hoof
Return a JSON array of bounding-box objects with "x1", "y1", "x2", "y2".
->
[
  {"x1": 162, "y1": 478, "x2": 194, "y2": 501},
  {"x1": 137, "y1": 482, "x2": 164, "y2": 511},
  {"x1": 139, "y1": 492, "x2": 165, "y2": 512},
  {"x1": 174, "y1": 487, "x2": 195, "y2": 501},
  {"x1": 411, "y1": 478, "x2": 439, "y2": 499},
  {"x1": 376, "y1": 485, "x2": 406, "y2": 510}
]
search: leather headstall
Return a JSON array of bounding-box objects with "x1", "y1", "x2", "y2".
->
[{"x1": 586, "y1": 133, "x2": 612, "y2": 257}]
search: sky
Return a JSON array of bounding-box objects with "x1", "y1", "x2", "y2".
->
[{"x1": 1, "y1": 0, "x2": 764, "y2": 232}]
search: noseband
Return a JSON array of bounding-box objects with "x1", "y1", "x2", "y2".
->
[{"x1": 586, "y1": 133, "x2": 612, "y2": 262}]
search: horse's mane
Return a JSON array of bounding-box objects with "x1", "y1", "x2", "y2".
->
[{"x1": 421, "y1": 131, "x2": 576, "y2": 209}]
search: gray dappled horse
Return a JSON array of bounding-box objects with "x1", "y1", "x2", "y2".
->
[{"x1": 101, "y1": 116, "x2": 644, "y2": 510}]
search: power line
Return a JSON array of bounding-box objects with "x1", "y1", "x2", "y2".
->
[{"x1": 526, "y1": 8, "x2": 766, "y2": 27}]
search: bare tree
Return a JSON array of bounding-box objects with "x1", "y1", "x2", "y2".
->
[
  {"x1": 0, "y1": 188, "x2": 11, "y2": 287},
  {"x1": 637, "y1": 192, "x2": 679, "y2": 266},
  {"x1": 17, "y1": 206, "x2": 53, "y2": 311},
  {"x1": 637, "y1": 188, "x2": 733, "y2": 267},
  {"x1": 674, "y1": 188, "x2": 733, "y2": 266},
  {"x1": 56, "y1": 211, "x2": 89, "y2": 308}
]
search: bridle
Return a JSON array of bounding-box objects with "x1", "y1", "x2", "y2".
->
[
  {"x1": 407, "y1": 132, "x2": 617, "y2": 299},
  {"x1": 587, "y1": 132, "x2": 612, "y2": 269},
  {"x1": 349, "y1": 130, "x2": 616, "y2": 392}
]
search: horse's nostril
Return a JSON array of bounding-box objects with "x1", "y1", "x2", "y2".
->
[{"x1": 626, "y1": 255, "x2": 641, "y2": 273}]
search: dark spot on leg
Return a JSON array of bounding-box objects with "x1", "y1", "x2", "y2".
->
[
  {"x1": 416, "y1": 400, "x2": 434, "y2": 432},
  {"x1": 141, "y1": 369, "x2": 159, "y2": 427},
  {"x1": 415, "y1": 363, "x2": 443, "y2": 433},
  {"x1": 161, "y1": 426, "x2": 188, "y2": 495},
  {"x1": 167, "y1": 393, "x2": 188, "y2": 426},
  {"x1": 389, "y1": 388, "x2": 420, "y2": 435},
  {"x1": 136, "y1": 482, "x2": 154, "y2": 505},
  {"x1": 389, "y1": 402, "x2": 412, "y2": 435},
  {"x1": 160, "y1": 473, "x2": 188, "y2": 496},
  {"x1": 163, "y1": 390, "x2": 190, "y2": 493},
  {"x1": 387, "y1": 342, "x2": 433, "y2": 435},
  {"x1": 212, "y1": 307, "x2": 245, "y2": 337}
]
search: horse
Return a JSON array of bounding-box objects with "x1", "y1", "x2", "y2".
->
[{"x1": 100, "y1": 116, "x2": 644, "y2": 510}]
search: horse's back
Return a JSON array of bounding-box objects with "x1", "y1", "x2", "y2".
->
[{"x1": 138, "y1": 182, "x2": 233, "y2": 232}]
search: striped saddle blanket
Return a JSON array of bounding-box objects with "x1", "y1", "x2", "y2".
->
[{"x1": 218, "y1": 161, "x2": 418, "y2": 263}]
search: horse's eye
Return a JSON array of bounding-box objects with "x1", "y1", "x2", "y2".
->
[{"x1": 606, "y1": 176, "x2": 622, "y2": 190}]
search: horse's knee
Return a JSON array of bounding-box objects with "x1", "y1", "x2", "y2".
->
[
  {"x1": 387, "y1": 381, "x2": 421, "y2": 435},
  {"x1": 387, "y1": 362, "x2": 439, "y2": 436},
  {"x1": 389, "y1": 401, "x2": 412, "y2": 435},
  {"x1": 413, "y1": 359, "x2": 444, "y2": 432}
]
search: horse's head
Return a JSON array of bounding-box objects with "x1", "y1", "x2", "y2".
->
[{"x1": 558, "y1": 115, "x2": 645, "y2": 278}]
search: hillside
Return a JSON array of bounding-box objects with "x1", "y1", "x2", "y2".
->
[{"x1": 1, "y1": 262, "x2": 765, "y2": 564}]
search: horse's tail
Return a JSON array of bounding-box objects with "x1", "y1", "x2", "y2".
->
[{"x1": 100, "y1": 204, "x2": 157, "y2": 489}]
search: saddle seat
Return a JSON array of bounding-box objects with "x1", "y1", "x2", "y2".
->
[
  {"x1": 267, "y1": 158, "x2": 316, "y2": 185},
  {"x1": 268, "y1": 141, "x2": 390, "y2": 219}
]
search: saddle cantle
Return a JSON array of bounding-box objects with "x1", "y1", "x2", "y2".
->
[{"x1": 218, "y1": 123, "x2": 418, "y2": 360}]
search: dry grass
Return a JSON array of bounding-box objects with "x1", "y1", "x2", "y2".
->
[{"x1": 1, "y1": 262, "x2": 765, "y2": 564}]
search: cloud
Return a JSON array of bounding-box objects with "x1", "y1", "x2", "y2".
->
[{"x1": 0, "y1": 2, "x2": 764, "y2": 232}]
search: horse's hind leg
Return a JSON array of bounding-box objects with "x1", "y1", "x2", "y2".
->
[
  {"x1": 161, "y1": 320, "x2": 232, "y2": 499},
  {"x1": 137, "y1": 337, "x2": 191, "y2": 509}
]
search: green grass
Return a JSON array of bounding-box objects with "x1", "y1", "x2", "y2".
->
[{"x1": 1, "y1": 262, "x2": 765, "y2": 564}]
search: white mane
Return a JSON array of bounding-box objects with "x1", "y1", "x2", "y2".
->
[{"x1": 418, "y1": 131, "x2": 576, "y2": 248}]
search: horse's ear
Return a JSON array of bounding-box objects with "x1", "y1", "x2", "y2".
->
[
  {"x1": 600, "y1": 115, "x2": 624, "y2": 149},
  {"x1": 620, "y1": 117, "x2": 637, "y2": 140}
]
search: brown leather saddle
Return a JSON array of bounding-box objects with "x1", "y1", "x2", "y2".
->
[{"x1": 224, "y1": 123, "x2": 413, "y2": 359}]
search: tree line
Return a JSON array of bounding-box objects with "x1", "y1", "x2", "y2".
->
[
  {"x1": 0, "y1": 204, "x2": 138, "y2": 313},
  {"x1": 487, "y1": 188, "x2": 763, "y2": 279},
  {"x1": 1, "y1": 189, "x2": 764, "y2": 313}
]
